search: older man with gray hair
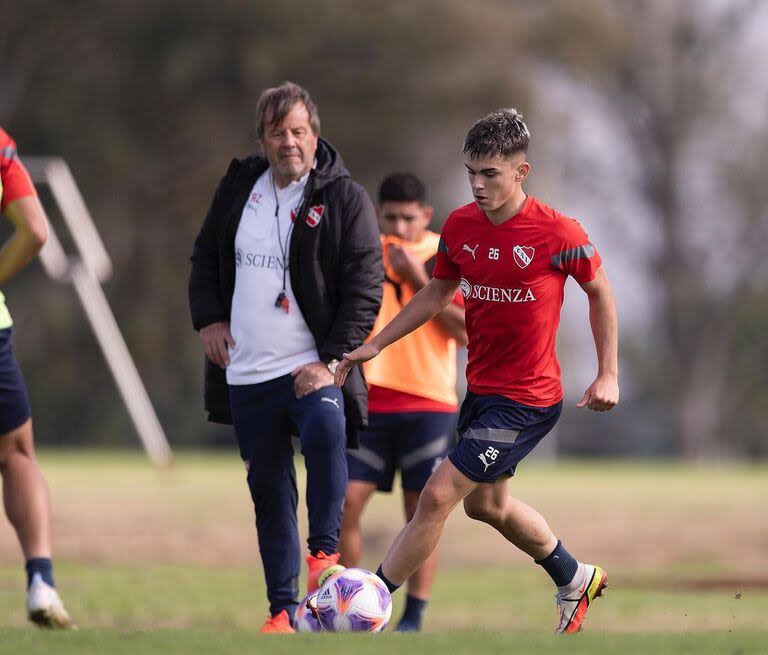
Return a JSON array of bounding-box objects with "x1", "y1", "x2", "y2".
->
[{"x1": 189, "y1": 82, "x2": 382, "y2": 633}]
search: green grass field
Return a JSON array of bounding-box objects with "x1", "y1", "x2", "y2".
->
[
  {"x1": 0, "y1": 452, "x2": 766, "y2": 654},
  {"x1": 2, "y1": 630, "x2": 765, "y2": 655}
]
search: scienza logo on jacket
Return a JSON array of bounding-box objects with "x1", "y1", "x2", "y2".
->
[{"x1": 306, "y1": 205, "x2": 325, "y2": 228}]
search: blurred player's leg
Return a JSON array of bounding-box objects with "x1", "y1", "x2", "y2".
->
[
  {"x1": 341, "y1": 411, "x2": 397, "y2": 571},
  {"x1": 0, "y1": 329, "x2": 75, "y2": 630},
  {"x1": 0, "y1": 421, "x2": 75, "y2": 629},
  {"x1": 339, "y1": 480, "x2": 377, "y2": 567},
  {"x1": 0, "y1": 419, "x2": 51, "y2": 560},
  {"x1": 394, "y1": 489, "x2": 439, "y2": 632},
  {"x1": 377, "y1": 459, "x2": 476, "y2": 590},
  {"x1": 393, "y1": 412, "x2": 454, "y2": 631}
]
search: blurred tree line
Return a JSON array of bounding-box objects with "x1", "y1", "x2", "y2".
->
[{"x1": 1, "y1": 0, "x2": 765, "y2": 457}]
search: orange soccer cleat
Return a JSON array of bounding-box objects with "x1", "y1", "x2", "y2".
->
[
  {"x1": 306, "y1": 551, "x2": 345, "y2": 593},
  {"x1": 260, "y1": 609, "x2": 295, "y2": 634}
]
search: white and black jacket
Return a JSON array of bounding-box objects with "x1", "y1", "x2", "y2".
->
[{"x1": 188, "y1": 139, "x2": 383, "y2": 446}]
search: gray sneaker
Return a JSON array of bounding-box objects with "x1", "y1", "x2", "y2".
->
[{"x1": 26, "y1": 573, "x2": 77, "y2": 629}]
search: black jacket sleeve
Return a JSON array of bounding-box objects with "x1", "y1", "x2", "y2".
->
[
  {"x1": 188, "y1": 161, "x2": 236, "y2": 331},
  {"x1": 319, "y1": 180, "x2": 383, "y2": 360}
]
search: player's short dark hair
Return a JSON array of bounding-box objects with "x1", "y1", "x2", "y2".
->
[
  {"x1": 256, "y1": 81, "x2": 320, "y2": 140},
  {"x1": 463, "y1": 108, "x2": 531, "y2": 160},
  {"x1": 378, "y1": 173, "x2": 427, "y2": 205}
]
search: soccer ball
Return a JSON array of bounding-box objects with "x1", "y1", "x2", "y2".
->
[
  {"x1": 295, "y1": 592, "x2": 323, "y2": 633},
  {"x1": 315, "y1": 568, "x2": 392, "y2": 633}
]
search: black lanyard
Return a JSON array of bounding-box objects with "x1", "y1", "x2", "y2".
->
[{"x1": 272, "y1": 172, "x2": 294, "y2": 313}]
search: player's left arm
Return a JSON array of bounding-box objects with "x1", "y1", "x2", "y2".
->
[
  {"x1": 577, "y1": 267, "x2": 619, "y2": 412},
  {"x1": 334, "y1": 277, "x2": 459, "y2": 387},
  {"x1": 0, "y1": 194, "x2": 48, "y2": 286}
]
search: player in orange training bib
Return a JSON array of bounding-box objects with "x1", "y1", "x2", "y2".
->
[{"x1": 339, "y1": 173, "x2": 466, "y2": 631}]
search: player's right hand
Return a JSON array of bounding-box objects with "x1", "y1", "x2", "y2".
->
[
  {"x1": 200, "y1": 321, "x2": 236, "y2": 369},
  {"x1": 334, "y1": 343, "x2": 380, "y2": 387},
  {"x1": 576, "y1": 374, "x2": 619, "y2": 412}
]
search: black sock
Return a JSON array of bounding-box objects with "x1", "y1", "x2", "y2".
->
[
  {"x1": 25, "y1": 558, "x2": 55, "y2": 589},
  {"x1": 397, "y1": 594, "x2": 427, "y2": 629},
  {"x1": 375, "y1": 564, "x2": 401, "y2": 594},
  {"x1": 535, "y1": 540, "x2": 578, "y2": 587}
]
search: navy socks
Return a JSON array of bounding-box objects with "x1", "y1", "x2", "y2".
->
[
  {"x1": 535, "y1": 540, "x2": 578, "y2": 588},
  {"x1": 395, "y1": 594, "x2": 427, "y2": 632},
  {"x1": 375, "y1": 564, "x2": 401, "y2": 594},
  {"x1": 26, "y1": 557, "x2": 55, "y2": 589}
]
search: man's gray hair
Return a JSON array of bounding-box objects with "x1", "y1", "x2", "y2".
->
[
  {"x1": 463, "y1": 108, "x2": 531, "y2": 160},
  {"x1": 256, "y1": 81, "x2": 320, "y2": 140}
]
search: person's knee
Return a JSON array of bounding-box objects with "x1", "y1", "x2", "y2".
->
[
  {"x1": 0, "y1": 442, "x2": 11, "y2": 471},
  {"x1": 245, "y1": 465, "x2": 284, "y2": 507},
  {"x1": 301, "y1": 411, "x2": 345, "y2": 453},
  {"x1": 0, "y1": 421, "x2": 33, "y2": 471},
  {"x1": 463, "y1": 496, "x2": 503, "y2": 527},
  {"x1": 417, "y1": 480, "x2": 456, "y2": 518},
  {"x1": 342, "y1": 494, "x2": 364, "y2": 526}
]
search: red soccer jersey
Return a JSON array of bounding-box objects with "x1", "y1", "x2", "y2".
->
[
  {"x1": 0, "y1": 128, "x2": 37, "y2": 212},
  {"x1": 432, "y1": 196, "x2": 602, "y2": 407}
]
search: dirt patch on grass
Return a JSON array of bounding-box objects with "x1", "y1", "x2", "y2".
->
[{"x1": 0, "y1": 455, "x2": 765, "y2": 581}]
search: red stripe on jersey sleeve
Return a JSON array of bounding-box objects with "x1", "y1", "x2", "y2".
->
[{"x1": 1, "y1": 156, "x2": 37, "y2": 211}]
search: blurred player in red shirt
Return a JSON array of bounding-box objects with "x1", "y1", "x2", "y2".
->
[
  {"x1": 335, "y1": 109, "x2": 619, "y2": 634},
  {"x1": 0, "y1": 128, "x2": 75, "y2": 628},
  {"x1": 339, "y1": 173, "x2": 466, "y2": 631}
]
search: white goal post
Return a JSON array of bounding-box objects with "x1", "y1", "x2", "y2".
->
[{"x1": 24, "y1": 157, "x2": 173, "y2": 469}]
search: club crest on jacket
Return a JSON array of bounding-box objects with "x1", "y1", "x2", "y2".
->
[{"x1": 306, "y1": 205, "x2": 325, "y2": 228}]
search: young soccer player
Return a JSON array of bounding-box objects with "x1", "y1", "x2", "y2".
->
[
  {"x1": 334, "y1": 109, "x2": 619, "y2": 634},
  {"x1": 339, "y1": 173, "x2": 466, "y2": 632},
  {"x1": 0, "y1": 127, "x2": 75, "y2": 629}
]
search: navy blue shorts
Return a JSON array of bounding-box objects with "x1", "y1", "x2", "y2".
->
[
  {"x1": 0, "y1": 328, "x2": 31, "y2": 436},
  {"x1": 448, "y1": 391, "x2": 562, "y2": 483},
  {"x1": 347, "y1": 411, "x2": 457, "y2": 492}
]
